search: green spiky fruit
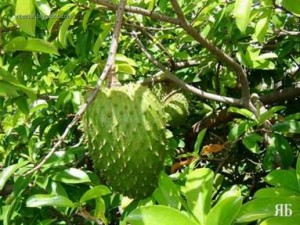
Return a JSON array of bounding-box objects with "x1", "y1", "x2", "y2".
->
[
  {"x1": 151, "y1": 82, "x2": 189, "y2": 127},
  {"x1": 83, "y1": 84, "x2": 167, "y2": 199},
  {"x1": 164, "y1": 92, "x2": 189, "y2": 127}
]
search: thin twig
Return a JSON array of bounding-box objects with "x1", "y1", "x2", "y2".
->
[
  {"x1": 92, "y1": 0, "x2": 255, "y2": 110},
  {"x1": 24, "y1": 0, "x2": 127, "y2": 176},
  {"x1": 78, "y1": 208, "x2": 103, "y2": 225},
  {"x1": 170, "y1": 0, "x2": 253, "y2": 108},
  {"x1": 132, "y1": 31, "x2": 242, "y2": 105},
  {"x1": 91, "y1": 0, "x2": 179, "y2": 25}
]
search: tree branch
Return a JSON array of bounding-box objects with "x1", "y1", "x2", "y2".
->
[
  {"x1": 169, "y1": 0, "x2": 252, "y2": 108},
  {"x1": 91, "y1": 0, "x2": 179, "y2": 25},
  {"x1": 91, "y1": 0, "x2": 254, "y2": 110},
  {"x1": 132, "y1": 31, "x2": 241, "y2": 105},
  {"x1": 24, "y1": 0, "x2": 127, "y2": 176},
  {"x1": 261, "y1": 82, "x2": 300, "y2": 104}
]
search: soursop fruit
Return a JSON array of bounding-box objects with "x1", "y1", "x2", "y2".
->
[
  {"x1": 164, "y1": 92, "x2": 189, "y2": 127},
  {"x1": 83, "y1": 84, "x2": 167, "y2": 199},
  {"x1": 151, "y1": 82, "x2": 189, "y2": 127}
]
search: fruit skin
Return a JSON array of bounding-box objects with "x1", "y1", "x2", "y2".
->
[
  {"x1": 164, "y1": 91, "x2": 189, "y2": 127},
  {"x1": 151, "y1": 82, "x2": 189, "y2": 127},
  {"x1": 83, "y1": 84, "x2": 167, "y2": 199}
]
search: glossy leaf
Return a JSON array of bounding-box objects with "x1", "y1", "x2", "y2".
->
[
  {"x1": 82, "y1": 9, "x2": 93, "y2": 31},
  {"x1": 236, "y1": 196, "x2": 300, "y2": 223},
  {"x1": 258, "y1": 106, "x2": 285, "y2": 124},
  {"x1": 272, "y1": 121, "x2": 300, "y2": 134},
  {"x1": 228, "y1": 121, "x2": 255, "y2": 142},
  {"x1": 263, "y1": 133, "x2": 293, "y2": 170},
  {"x1": 206, "y1": 196, "x2": 243, "y2": 225},
  {"x1": 26, "y1": 194, "x2": 74, "y2": 208},
  {"x1": 58, "y1": 7, "x2": 79, "y2": 48},
  {"x1": 234, "y1": 0, "x2": 253, "y2": 32},
  {"x1": 264, "y1": 169, "x2": 299, "y2": 191},
  {"x1": 182, "y1": 168, "x2": 214, "y2": 225},
  {"x1": 281, "y1": 0, "x2": 300, "y2": 16},
  {"x1": 14, "y1": 96, "x2": 29, "y2": 115},
  {"x1": 0, "y1": 80, "x2": 19, "y2": 97},
  {"x1": 153, "y1": 172, "x2": 182, "y2": 209},
  {"x1": 51, "y1": 168, "x2": 91, "y2": 184},
  {"x1": 242, "y1": 132, "x2": 263, "y2": 154},
  {"x1": 4, "y1": 37, "x2": 59, "y2": 55},
  {"x1": 117, "y1": 63, "x2": 136, "y2": 75},
  {"x1": 35, "y1": 0, "x2": 51, "y2": 16},
  {"x1": 297, "y1": 155, "x2": 300, "y2": 190},
  {"x1": 194, "y1": 128, "x2": 207, "y2": 153},
  {"x1": 15, "y1": 0, "x2": 36, "y2": 36},
  {"x1": 123, "y1": 205, "x2": 198, "y2": 225},
  {"x1": 0, "y1": 161, "x2": 28, "y2": 190},
  {"x1": 260, "y1": 214, "x2": 300, "y2": 225},
  {"x1": 254, "y1": 187, "x2": 300, "y2": 198},
  {"x1": 254, "y1": 9, "x2": 272, "y2": 44},
  {"x1": 47, "y1": 3, "x2": 76, "y2": 32},
  {"x1": 228, "y1": 107, "x2": 255, "y2": 120},
  {"x1": 80, "y1": 185, "x2": 111, "y2": 203}
]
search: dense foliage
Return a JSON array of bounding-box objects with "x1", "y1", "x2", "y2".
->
[{"x1": 0, "y1": 0, "x2": 299, "y2": 224}]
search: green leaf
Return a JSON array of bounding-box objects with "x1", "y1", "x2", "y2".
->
[
  {"x1": 117, "y1": 63, "x2": 136, "y2": 75},
  {"x1": 153, "y1": 172, "x2": 182, "y2": 209},
  {"x1": 242, "y1": 132, "x2": 263, "y2": 154},
  {"x1": 258, "y1": 106, "x2": 285, "y2": 124},
  {"x1": 4, "y1": 37, "x2": 59, "y2": 55},
  {"x1": 26, "y1": 194, "x2": 74, "y2": 208},
  {"x1": 42, "y1": 151, "x2": 76, "y2": 170},
  {"x1": 228, "y1": 107, "x2": 256, "y2": 120},
  {"x1": 124, "y1": 205, "x2": 198, "y2": 225},
  {"x1": 263, "y1": 133, "x2": 293, "y2": 170},
  {"x1": 254, "y1": 188, "x2": 300, "y2": 198},
  {"x1": 194, "y1": 128, "x2": 207, "y2": 153},
  {"x1": 260, "y1": 214, "x2": 300, "y2": 225},
  {"x1": 182, "y1": 168, "x2": 214, "y2": 225},
  {"x1": 264, "y1": 169, "x2": 299, "y2": 191},
  {"x1": 82, "y1": 9, "x2": 93, "y2": 31},
  {"x1": 35, "y1": 0, "x2": 51, "y2": 16},
  {"x1": 281, "y1": 0, "x2": 300, "y2": 16},
  {"x1": 234, "y1": 0, "x2": 253, "y2": 32},
  {"x1": 254, "y1": 9, "x2": 272, "y2": 44},
  {"x1": 80, "y1": 185, "x2": 111, "y2": 203},
  {"x1": 15, "y1": 0, "x2": 36, "y2": 36},
  {"x1": 14, "y1": 96, "x2": 29, "y2": 115},
  {"x1": 272, "y1": 121, "x2": 300, "y2": 134},
  {"x1": 236, "y1": 196, "x2": 300, "y2": 223},
  {"x1": 47, "y1": 3, "x2": 76, "y2": 32},
  {"x1": 0, "y1": 68, "x2": 36, "y2": 99},
  {"x1": 93, "y1": 23, "x2": 112, "y2": 56},
  {"x1": 0, "y1": 80, "x2": 19, "y2": 97},
  {"x1": 285, "y1": 112, "x2": 300, "y2": 121},
  {"x1": 0, "y1": 161, "x2": 29, "y2": 190},
  {"x1": 297, "y1": 155, "x2": 300, "y2": 190},
  {"x1": 51, "y1": 168, "x2": 91, "y2": 184},
  {"x1": 116, "y1": 54, "x2": 138, "y2": 67},
  {"x1": 228, "y1": 121, "x2": 255, "y2": 142},
  {"x1": 206, "y1": 196, "x2": 243, "y2": 225},
  {"x1": 58, "y1": 6, "x2": 79, "y2": 48}
]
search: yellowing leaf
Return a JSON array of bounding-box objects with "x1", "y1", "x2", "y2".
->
[
  {"x1": 171, "y1": 157, "x2": 196, "y2": 173},
  {"x1": 200, "y1": 144, "x2": 225, "y2": 155}
]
